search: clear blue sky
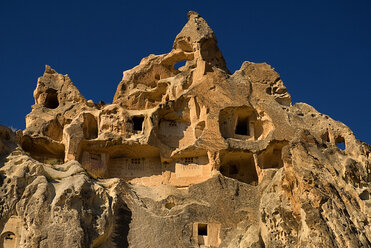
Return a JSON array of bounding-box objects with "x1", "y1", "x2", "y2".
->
[{"x1": 0, "y1": 0, "x2": 370, "y2": 144}]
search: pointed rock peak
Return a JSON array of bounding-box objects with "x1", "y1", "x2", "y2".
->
[
  {"x1": 187, "y1": 10, "x2": 199, "y2": 19},
  {"x1": 173, "y1": 11, "x2": 229, "y2": 73},
  {"x1": 44, "y1": 65, "x2": 57, "y2": 74},
  {"x1": 173, "y1": 11, "x2": 215, "y2": 51},
  {"x1": 34, "y1": 66, "x2": 86, "y2": 107}
]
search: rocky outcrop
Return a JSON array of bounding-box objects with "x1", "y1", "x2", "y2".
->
[
  {"x1": 0, "y1": 125, "x2": 16, "y2": 160},
  {"x1": 0, "y1": 11, "x2": 370, "y2": 248}
]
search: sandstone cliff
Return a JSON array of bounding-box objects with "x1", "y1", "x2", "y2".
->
[{"x1": 0, "y1": 12, "x2": 370, "y2": 248}]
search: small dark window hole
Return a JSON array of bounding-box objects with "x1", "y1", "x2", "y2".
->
[
  {"x1": 132, "y1": 116, "x2": 144, "y2": 131},
  {"x1": 235, "y1": 117, "x2": 249, "y2": 135},
  {"x1": 198, "y1": 223, "x2": 208, "y2": 236},
  {"x1": 184, "y1": 157, "x2": 194, "y2": 164},
  {"x1": 165, "y1": 202, "x2": 175, "y2": 209},
  {"x1": 169, "y1": 121, "x2": 177, "y2": 127},
  {"x1": 131, "y1": 158, "x2": 142, "y2": 165},
  {"x1": 359, "y1": 190, "x2": 369, "y2": 200},
  {"x1": 44, "y1": 89, "x2": 59, "y2": 109}
]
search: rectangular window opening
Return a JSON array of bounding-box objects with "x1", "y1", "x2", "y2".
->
[
  {"x1": 132, "y1": 116, "x2": 144, "y2": 131},
  {"x1": 198, "y1": 223, "x2": 208, "y2": 236},
  {"x1": 184, "y1": 157, "x2": 194, "y2": 164},
  {"x1": 235, "y1": 116, "x2": 249, "y2": 135},
  {"x1": 131, "y1": 158, "x2": 142, "y2": 165},
  {"x1": 169, "y1": 121, "x2": 177, "y2": 127}
]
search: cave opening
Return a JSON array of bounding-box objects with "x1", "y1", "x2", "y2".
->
[
  {"x1": 83, "y1": 114, "x2": 98, "y2": 140},
  {"x1": 235, "y1": 116, "x2": 249, "y2": 136},
  {"x1": 44, "y1": 89, "x2": 59, "y2": 109},
  {"x1": 198, "y1": 223, "x2": 208, "y2": 236},
  {"x1": 335, "y1": 136, "x2": 346, "y2": 150},
  {"x1": 257, "y1": 142, "x2": 288, "y2": 169},
  {"x1": 132, "y1": 116, "x2": 144, "y2": 131},
  {"x1": 111, "y1": 203, "x2": 132, "y2": 248},
  {"x1": 220, "y1": 152, "x2": 258, "y2": 185}
]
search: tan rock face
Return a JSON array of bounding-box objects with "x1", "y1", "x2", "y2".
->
[
  {"x1": 0, "y1": 125, "x2": 16, "y2": 160},
  {"x1": 0, "y1": 11, "x2": 370, "y2": 248}
]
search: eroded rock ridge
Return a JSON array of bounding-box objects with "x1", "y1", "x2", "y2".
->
[{"x1": 0, "y1": 11, "x2": 370, "y2": 248}]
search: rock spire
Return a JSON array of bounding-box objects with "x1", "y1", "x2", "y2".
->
[{"x1": 0, "y1": 11, "x2": 369, "y2": 248}]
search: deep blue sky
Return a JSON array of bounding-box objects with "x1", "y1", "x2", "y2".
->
[{"x1": 0, "y1": 0, "x2": 370, "y2": 144}]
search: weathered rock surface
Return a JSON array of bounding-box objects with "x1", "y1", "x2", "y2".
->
[{"x1": 0, "y1": 11, "x2": 370, "y2": 248}]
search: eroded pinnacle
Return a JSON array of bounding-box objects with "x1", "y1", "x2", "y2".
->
[{"x1": 173, "y1": 11, "x2": 229, "y2": 72}]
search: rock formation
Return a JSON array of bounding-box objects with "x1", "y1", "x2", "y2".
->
[{"x1": 0, "y1": 11, "x2": 370, "y2": 248}]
